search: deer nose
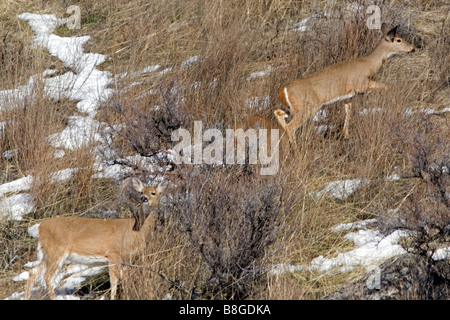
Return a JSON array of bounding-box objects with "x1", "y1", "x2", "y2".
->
[
  {"x1": 410, "y1": 48, "x2": 415, "y2": 53},
  {"x1": 141, "y1": 196, "x2": 148, "y2": 203}
]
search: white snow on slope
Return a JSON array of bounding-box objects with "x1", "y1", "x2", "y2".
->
[
  {"x1": 0, "y1": 168, "x2": 83, "y2": 222},
  {"x1": 0, "y1": 12, "x2": 118, "y2": 225},
  {"x1": 270, "y1": 219, "x2": 408, "y2": 275},
  {"x1": 15, "y1": 13, "x2": 113, "y2": 147},
  {"x1": 0, "y1": 194, "x2": 35, "y2": 221},
  {"x1": 271, "y1": 219, "x2": 450, "y2": 277},
  {"x1": 0, "y1": 175, "x2": 33, "y2": 198},
  {"x1": 271, "y1": 221, "x2": 409, "y2": 276},
  {"x1": 8, "y1": 264, "x2": 106, "y2": 300},
  {"x1": 313, "y1": 178, "x2": 369, "y2": 200}
]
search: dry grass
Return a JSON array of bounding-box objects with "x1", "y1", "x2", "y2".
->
[{"x1": 0, "y1": 0, "x2": 449, "y2": 299}]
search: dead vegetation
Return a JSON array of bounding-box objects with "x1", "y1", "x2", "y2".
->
[{"x1": 0, "y1": 0, "x2": 449, "y2": 299}]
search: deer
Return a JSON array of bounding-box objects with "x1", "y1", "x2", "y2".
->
[
  {"x1": 275, "y1": 23, "x2": 415, "y2": 148},
  {"x1": 236, "y1": 114, "x2": 291, "y2": 163},
  {"x1": 24, "y1": 178, "x2": 166, "y2": 300}
]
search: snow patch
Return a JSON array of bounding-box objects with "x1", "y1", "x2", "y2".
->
[
  {"x1": 270, "y1": 220, "x2": 409, "y2": 276},
  {"x1": 0, "y1": 193, "x2": 35, "y2": 221},
  {"x1": 313, "y1": 178, "x2": 369, "y2": 200},
  {"x1": 181, "y1": 55, "x2": 199, "y2": 68},
  {"x1": 0, "y1": 175, "x2": 33, "y2": 198}
]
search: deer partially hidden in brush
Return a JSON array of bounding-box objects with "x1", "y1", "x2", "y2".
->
[
  {"x1": 24, "y1": 178, "x2": 166, "y2": 300},
  {"x1": 236, "y1": 114, "x2": 291, "y2": 162},
  {"x1": 275, "y1": 23, "x2": 415, "y2": 147}
]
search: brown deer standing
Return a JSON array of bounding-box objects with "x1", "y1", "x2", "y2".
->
[{"x1": 25, "y1": 178, "x2": 166, "y2": 300}]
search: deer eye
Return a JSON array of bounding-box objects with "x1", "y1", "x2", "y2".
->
[
  {"x1": 397, "y1": 39, "x2": 401, "y2": 42},
  {"x1": 151, "y1": 192, "x2": 156, "y2": 196}
]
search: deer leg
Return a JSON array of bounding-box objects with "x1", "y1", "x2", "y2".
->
[
  {"x1": 273, "y1": 109, "x2": 288, "y2": 129},
  {"x1": 367, "y1": 81, "x2": 386, "y2": 91},
  {"x1": 284, "y1": 112, "x2": 306, "y2": 149},
  {"x1": 24, "y1": 263, "x2": 45, "y2": 299},
  {"x1": 108, "y1": 256, "x2": 124, "y2": 300},
  {"x1": 43, "y1": 255, "x2": 65, "y2": 300},
  {"x1": 343, "y1": 103, "x2": 351, "y2": 139},
  {"x1": 109, "y1": 265, "x2": 119, "y2": 300}
]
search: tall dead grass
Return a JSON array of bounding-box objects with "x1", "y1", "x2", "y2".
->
[{"x1": 0, "y1": 0, "x2": 448, "y2": 299}]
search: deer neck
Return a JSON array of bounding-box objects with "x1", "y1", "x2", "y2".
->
[
  {"x1": 121, "y1": 215, "x2": 151, "y2": 258},
  {"x1": 365, "y1": 40, "x2": 391, "y2": 73},
  {"x1": 139, "y1": 213, "x2": 154, "y2": 233}
]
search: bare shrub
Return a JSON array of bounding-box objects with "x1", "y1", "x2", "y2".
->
[
  {"x1": 373, "y1": 114, "x2": 450, "y2": 298},
  {"x1": 0, "y1": 221, "x2": 30, "y2": 271},
  {"x1": 100, "y1": 79, "x2": 192, "y2": 174},
  {"x1": 161, "y1": 166, "x2": 291, "y2": 299},
  {"x1": 391, "y1": 115, "x2": 449, "y2": 247}
]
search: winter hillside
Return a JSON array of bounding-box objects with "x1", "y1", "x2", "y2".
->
[{"x1": 0, "y1": 1, "x2": 449, "y2": 300}]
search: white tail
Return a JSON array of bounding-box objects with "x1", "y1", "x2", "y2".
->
[
  {"x1": 275, "y1": 23, "x2": 415, "y2": 146},
  {"x1": 24, "y1": 178, "x2": 166, "y2": 300}
]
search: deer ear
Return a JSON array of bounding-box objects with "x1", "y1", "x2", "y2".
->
[
  {"x1": 132, "y1": 178, "x2": 144, "y2": 192},
  {"x1": 380, "y1": 22, "x2": 390, "y2": 34},
  {"x1": 157, "y1": 180, "x2": 168, "y2": 193},
  {"x1": 385, "y1": 25, "x2": 398, "y2": 42}
]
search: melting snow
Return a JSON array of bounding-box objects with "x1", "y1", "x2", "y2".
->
[
  {"x1": 0, "y1": 12, "x2": 119, "y2": 225},
  {"x1": 313, "y1": 178, "x2": 369, "y2": 200},
  {"x1": 0, "y1": 193, "x2": 35, "y2": 221},
  {"x1": 0, "y1": 175, "x2": 33, "y2": 198},
  {"x1": 180, "y1": 55, "x2": 200, "y2": 68},
  {"x1": 271, "y1": 220, "x2": 409, "y2": 276}
]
